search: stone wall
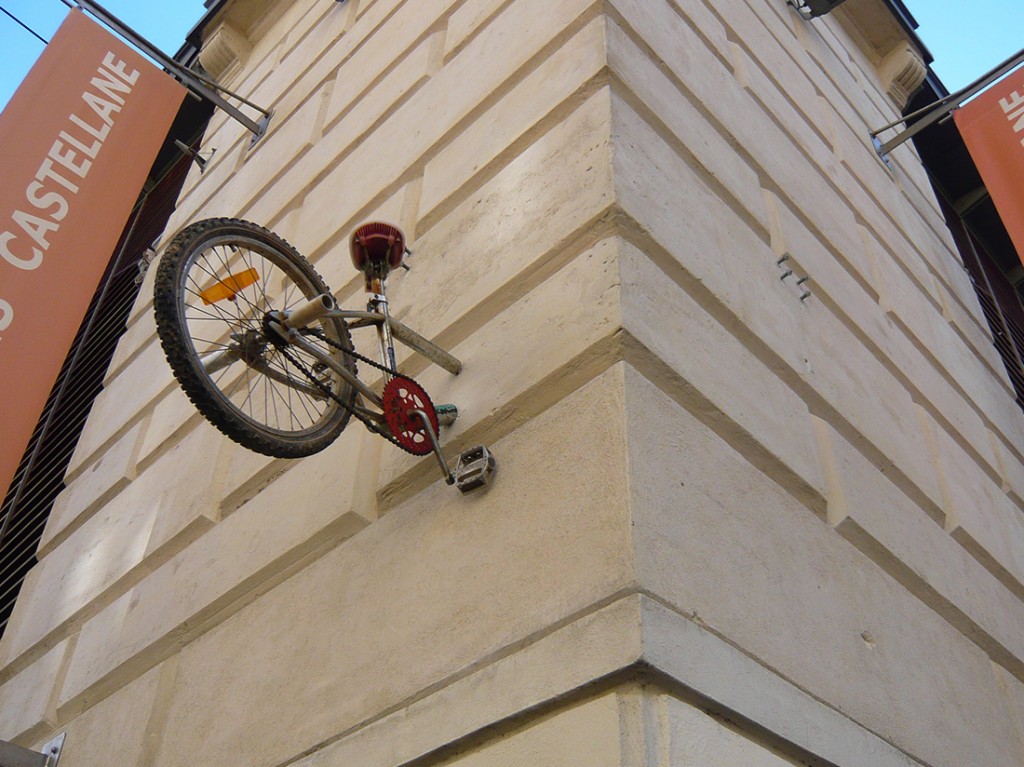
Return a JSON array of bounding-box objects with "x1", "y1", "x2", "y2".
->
[{"x1": 2, "y1": 1, "x2": 1023, "y2": 766}]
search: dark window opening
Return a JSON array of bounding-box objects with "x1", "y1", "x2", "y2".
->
[{"x1": 909, "y1": 73, "x2": 1024, "y2": 413}]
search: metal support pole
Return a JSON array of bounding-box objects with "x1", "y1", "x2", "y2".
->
[
  {"x1": 871, "y1": 47, "x2": 1024, "y2": 157},
  {"x1": 68, "y1": 0, "x2": 273, "y2": 142}
]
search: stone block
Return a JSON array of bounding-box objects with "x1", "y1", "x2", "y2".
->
[
  {"x1": 396, "y1": 87, "x2": 613, "y2": 341},
  {"x1": 259, "y1": 0, "x2": 409, "y2": 127},
  {"x1": 428, "y1": 692, "x2": 618, "y2": 765},
  {"x1": 44, "y1": 420, "x2": 145, "y2": 554},
  {"x1": 861, "y1": 219, "x2": 939, "y2": 311},
  {"x1": 725, "y1": 18, "x2": 836, "y2": 177},
  {"x1": 858, "y1": 261, "x2": 1006, "y2": 484},
  {"x1": 763, "y1": 188, "x2": 894, "y2": 364},
  {"x1": 428, "y1": 692, "x2": 623, "y2": 767},
  {"x1": 136, "y1": 387, "x2": 203, "y2": 467},
  {"x1": 421, "y1": 17, "x2": 607, "y2": 226},
  {"x1": 291, "y1": 594, "x2": 924, "y2": 767},
  {"x1": 663, "y1": 694, "x2": 800, "y2": 767},
  {"x1": 217, "y1": 439, "x2": 289, "y2": 517},
  {"x1": 278, "y1": 1, "x2": 335, "y2": 64},
  {"x1": 619, "y1": 239, "x2": 824, "y2": 499},
  {"x1": 59, "y1": 423, "x2": 378, "y2": 713},
  {"x1": 141, "y1": 424, "x2": 225, "y2": 557},
  {"x1": 890, "y1": 197, "x2": 978, "y2": 309},
  {"x1": 71, "y1": 341, "x2": 176, "y2": 469},
  {"x1": 53, "y1": 412, "x2": 219, "y2": 570},
  {"x1": 247, "y1": 79, "x2": 329, "y2": 167},
  {"x1": 871, "y1": 239, "x2": 1022, "y2": 460},
  {"x1": 323, "y1": 22, "x2": 435, "y2": 134},
  {"x1": 929, "y1": 264, "x2": 999, "y2": 359},
  {"x1": 639, "y1": 597, "x2": 921, "y2": 767},
  {"x1": 609, "y1": 89, "x2": 800, "y2": 357},
  {"x1": 606, "y1": 18, "x2": 767, "y2": 235},
  {"x1": 356, "y1": 0, "x2": 400, "y2": 21},
  {"x1": 814, "y1": 416, "x2": 1024, "y2": 674},
  {"x1": 611, "y1": 90, "x2": 942, "y2": 514},
  {"x1": 992, "y1": 662, "x2": 1024, "y2": 764},
  {"x1": 925, "y1": 409, "x2": 1024, "y2": 596},
  {"x1": 806, "y1": 22, "x2": 890, "y2": 129},
  {"x1": 50, "y1": 664, "x2": 161, "y2": 767},
  {"x1": 935, "y1": 285, "x2": 1006, "y2": 389},
  {"x1": 286, "y1": 0, "x2": 601, "y2": 258},
  {"x1": 736, "y1": 0, "x2": 855, "y2": 131},
  {"x1": 293, "y1": 598, "x2": 645, "y2": 767},
  {"x1": 989, "y1": 429, "x2": 1024, "y2": 510},
  {"x1": 106, "y1": 311, "x2": 157, "y2": 383},
  {"x1": 624, "y1": 366, "x2": 1020, "y2": 767},
  {"x1": 444, "y1": 0, "x2": 508, "y2": 59},
  {"x1": 0, "y1": 638, "x2": 69, "y2": 741},
  {"x1": 612, "y1": 0, "x2": 866, "y2": 273},
  {"x1": 867, "y1": 207, "x2": 974, "y2": 336},
  {"x1": 143, "y1": 367, "x2": 632, "y2": 767},
  {"x1": 643, "y1": 0, "x2": 731, "y2": 64},
  {"x1": 169, "y1": 0, "x2": 416, "y2": 225},
  {"x1": 1, "y1": 462, "x2": 164, "y2": 666}
]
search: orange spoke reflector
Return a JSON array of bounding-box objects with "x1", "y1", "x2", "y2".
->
[{"x1": 199, "y1": 268, "x2": 260, "y2": 305}]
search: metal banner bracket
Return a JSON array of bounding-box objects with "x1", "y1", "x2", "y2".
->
[
  {"x1": 870, "y1": 46, "x2": 1024, "y2": 161},
  {"x1": 65, "y1": 0, "x2": 274, "y2": 144},
  {"x1": 0, "y1": 732, "x2": 66, "y2": 767}
]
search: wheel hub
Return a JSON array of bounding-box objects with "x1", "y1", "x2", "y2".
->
[{"x1": 233, "y1": 329, "x2": 270, "y2": 365}]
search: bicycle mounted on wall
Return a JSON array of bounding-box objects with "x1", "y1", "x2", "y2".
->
[{"x1": 152, "y1": 219, "x2": 496, "y2": 493}]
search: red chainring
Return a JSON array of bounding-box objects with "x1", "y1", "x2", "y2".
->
[{"x1": 382, "y1": 377, "x2": 439, "y2": 456}]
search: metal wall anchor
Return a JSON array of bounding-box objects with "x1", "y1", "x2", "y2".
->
[{"x1": 0, "y1": 732, "x2": 66, "y2": 767}]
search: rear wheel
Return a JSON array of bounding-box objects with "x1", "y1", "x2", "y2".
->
[{"x1": 153, "y1": 218, "x2": 355, "y2": 458}]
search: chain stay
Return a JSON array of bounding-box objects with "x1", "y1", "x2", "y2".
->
[{"x1": 275, "y1": 326, "x2": 428, "y2": 455}]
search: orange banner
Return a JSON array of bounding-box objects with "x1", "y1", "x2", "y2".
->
[
  {"x1": 0, "y1": 10, "x2": 185, "y2": 499},
  {"x1": 954, "y1": 74, "x2": 1024, "y2": 262}
]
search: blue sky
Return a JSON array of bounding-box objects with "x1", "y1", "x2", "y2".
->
[
  {"x1": 0, "y1": 1, "x2": 1021, "y2": 109},
  {"x1": 0, "y1": 1, "x2": 207, "y2": 109},
  {"x1": 909, "y1": 0, "x2": 1023, "y2": 93}
]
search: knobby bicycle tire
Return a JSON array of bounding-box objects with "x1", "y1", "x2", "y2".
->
[{"x1": 153, "y1": 218, "x2": 356, "y2": 458}]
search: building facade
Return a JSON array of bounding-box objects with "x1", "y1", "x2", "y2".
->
[{"x1": 2, "y1": 1, "x2": 1024, "y2": 765}]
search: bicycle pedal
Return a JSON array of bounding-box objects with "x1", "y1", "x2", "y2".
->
[
  {"x1": 436, "y1": 404, "x2": 458, "y2": 427},
  {"x1": 454, "y1": 445, "x2": 496, "y2": 493}
]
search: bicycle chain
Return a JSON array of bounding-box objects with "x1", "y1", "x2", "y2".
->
[{"x1": 273, "y1": 326, "x2": 427, "y2": 455}]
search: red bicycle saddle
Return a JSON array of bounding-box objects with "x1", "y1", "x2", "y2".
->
[{"x1": 350, "y1": 222, "x2": 405, "y2": 275}]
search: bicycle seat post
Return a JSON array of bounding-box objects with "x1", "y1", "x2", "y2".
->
[{"x1": 368, "y1": 276, "x2": 397, "y2": 375}]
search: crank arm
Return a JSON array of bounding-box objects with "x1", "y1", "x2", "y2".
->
[{"x1": 411, "y1": 408, "x2": 455, "y2": 485}]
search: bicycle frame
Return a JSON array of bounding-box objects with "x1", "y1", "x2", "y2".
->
[
  {"x1": 266, "y1": 291, "x2": 462, "y2": 481},
  {"x1": 276, "y1": 294, "x2": 459, "y2": 390}
]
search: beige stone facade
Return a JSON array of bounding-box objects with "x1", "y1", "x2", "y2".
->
[{"x1": 3, "y1": 0, "x2": 1024, "y2": 765}]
